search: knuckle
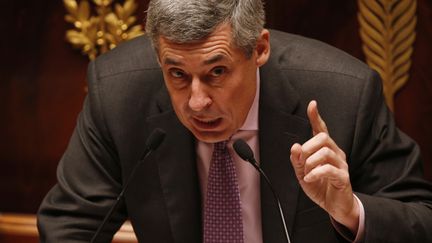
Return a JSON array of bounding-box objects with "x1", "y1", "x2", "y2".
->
[
  {"x1": 341, "y1": 162, "x2": 349, "y2": 170},
  {"x1": 341, "y1": 171, "x2": 350, "y2": 183},
  {"x1": 339, "y1": 150, "x2": 347, "y2": 160},
  {"x1": 321, "y1": 147, "x2": 332, "y2": 158},
  {"x1": 322, "y1": 164, "x2": 333, "y2": 173},
  {"x1": 318, "y1": 132, "x2": 329, "y2": 142}
]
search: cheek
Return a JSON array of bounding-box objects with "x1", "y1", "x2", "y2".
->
[
  {"x1": 239, "y1": 76, "x2": 256, "y2": 112},
  {"x1": 224, "y1": 76, "x2": 255, "y2": 122}
]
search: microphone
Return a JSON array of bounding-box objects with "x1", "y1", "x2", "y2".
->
[
  {"x1": 233, "y1": 139, "x2": 292, "y2": 243},
  {"x1": 91, "y1": 128, "x2": 166, "y2": 243}
]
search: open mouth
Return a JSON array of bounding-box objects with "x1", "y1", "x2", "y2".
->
[{"x1": 192, "y1": 117, "x2": 223, "y2": 130}]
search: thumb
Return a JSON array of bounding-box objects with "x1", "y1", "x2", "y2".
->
[{"x1": 290, "y1": 143, "x2": 305, "y2": 180}]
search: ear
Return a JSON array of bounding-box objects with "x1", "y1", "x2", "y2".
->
[{"x1": 255, "y1": 29, "x2": 270, "y2": 67}]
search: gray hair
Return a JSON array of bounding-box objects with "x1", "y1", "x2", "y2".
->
[{"x1": 145, "y1": 0, "x2": 265, "y2": 58}]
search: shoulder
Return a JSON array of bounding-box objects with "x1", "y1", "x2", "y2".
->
[
  {"x1": 86, "y1": 35, "x2": 165, "y2": 101},
  {"x1": 268, "y1": 29, "x2": 371, "y2": 81},
  {"x1": 91, "y1": 35, "x2": 160, "y2": 80},
  {"x1": 85, "y1": 35, "x2": 169, "y2": 122},
  {"x1": 264, "y1": 29, "x2": 379, "y2": 106}
]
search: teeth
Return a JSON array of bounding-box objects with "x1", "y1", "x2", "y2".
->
[
  {"x1": 197, "y1": 118, "x2": 218, "y2": 124},
  {"x1": 202, "y1": 119, "x2": 216, "y2": 124}
]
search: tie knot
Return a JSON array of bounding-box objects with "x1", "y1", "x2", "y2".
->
[{"x1": 214, "y1": 140, "x2": 229, "y2": 151}]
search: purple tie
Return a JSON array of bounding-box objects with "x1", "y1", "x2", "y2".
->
[{"x1": 203, "y1": 140, "x2": 244, "y2": 243}]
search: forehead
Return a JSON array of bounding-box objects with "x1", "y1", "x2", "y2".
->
[{"x1": 157, "y1": 24, "x2": 244, "y2": 64}]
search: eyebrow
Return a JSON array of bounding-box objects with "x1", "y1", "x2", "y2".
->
[
  {"x1": 164, "y1": 57, "x2": 183, "y2": 66},
  {"x1": 163, "y1": 53, "x2": 228, "y2": 66},
  {"x1": 203, "y1": 54, "x2": 227, "y2": 65}
]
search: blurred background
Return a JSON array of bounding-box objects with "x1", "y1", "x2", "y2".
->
[{"x1": 0, "y1": 0, "x2": 431, "y2": 241}]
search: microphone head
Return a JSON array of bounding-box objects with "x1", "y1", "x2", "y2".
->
[
  {"x1": 145, "y1": 128, "x2": 166, "y2": 150},
  {"x1": 233, "y1": 139, "x2": 254, "y2": 161}
]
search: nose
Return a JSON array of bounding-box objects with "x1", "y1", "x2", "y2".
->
[{"x1": 188, "y1": 78, "x2": 212, "y2": 112}]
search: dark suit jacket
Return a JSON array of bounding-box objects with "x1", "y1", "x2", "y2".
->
[{"x1": 37, "y1": 30, "x2": 432, "y2": 243}]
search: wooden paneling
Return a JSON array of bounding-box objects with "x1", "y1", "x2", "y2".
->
[
  {"x1": 393, "y1": 0, "x2": 432, "y2": 180},
  {"x1": 0, "y1": 0, "x2": 149, "y2": 213},
  {"x1": 0, "y1": 214, "x2": 137, "y2": 242},
  {"x1": 0, "y1": 0, "x2": 88, "y2": 213}
]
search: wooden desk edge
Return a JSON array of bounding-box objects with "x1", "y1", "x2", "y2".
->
[{"x1": 0, "y1": 213, "x2": 137, "y2": 242}]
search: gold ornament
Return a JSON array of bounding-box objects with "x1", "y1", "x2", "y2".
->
[
  {"x1": 357, "y1": 0, "x2": 417, "y2": 111},
  {"x1": 64, "y1": 0, "x2": 144, "y2": 60}
]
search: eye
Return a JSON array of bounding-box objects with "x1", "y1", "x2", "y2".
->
[
  {"x1": 169, "y1": 68, "x2": 185, "y2": 78},
  {"x1": 210, "y1": 66, "x2": 226, "y2": 77}
]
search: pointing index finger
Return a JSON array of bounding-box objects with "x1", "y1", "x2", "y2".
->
[{"x1": 307, "y1": 100, "x2": 329, "y2": 136}]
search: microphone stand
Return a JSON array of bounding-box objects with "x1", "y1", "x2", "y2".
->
[
  {"x1": 233, "y1": 139, "x2": 292, "y2": 243},
  {"x1": 90, "y1": 128, "x2": 166, "y2": 243}
]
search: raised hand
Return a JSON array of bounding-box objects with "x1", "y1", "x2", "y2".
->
[{"x1": 290, "y1": 100, "x2": 359, "y2": 233}]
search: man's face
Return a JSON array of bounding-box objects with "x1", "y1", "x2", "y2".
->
[{"x1": 158, "y1": 23, "x2": 269, "y2": 142}]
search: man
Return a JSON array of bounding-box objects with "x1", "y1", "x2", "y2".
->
[{"x1": 38, "y1": 0, "x2": 432, "y2": 242}]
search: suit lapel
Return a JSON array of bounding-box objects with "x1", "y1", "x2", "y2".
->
[
  {"x1": 145, "y1": 87, "x2": 202, "y2": 243},
  {"x1": 259, "y1": 64, "x2": 312, "y2": 243}
]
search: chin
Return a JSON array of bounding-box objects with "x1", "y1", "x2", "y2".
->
[{"x1": 192, "y1": 130, "x2": 232, "y2": 143}]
